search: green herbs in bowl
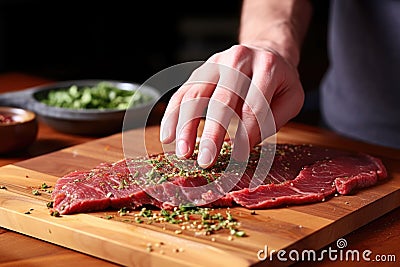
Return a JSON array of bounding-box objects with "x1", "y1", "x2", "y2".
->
[
  {"x1": 39, "y1": 81, "x2": 153, "y2": 110},
  {"x1": 25, "y1": 79, "x2": 161, "y2": 135}
]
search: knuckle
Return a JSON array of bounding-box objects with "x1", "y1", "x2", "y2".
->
[
  {"x1": 188, "y1": 67, "x2": 208, "y2": 82},
  {"x1": 181, "y1": 88, "x2": 203, "y2": 103},
  {"x1": 211, "y1": 89, "x2": 237, "y2": 107},
  {"x1": 177, "y1": 121, "x2": 195, "y2": 135},
  {"x1": 242, "y1": 102, "x2": 268, "y2": 119},
  {"x1": 187, "y1": 64, "x2": 219, "y2": 87},
  {"x1": 208, "y1": 52, "x2": 222, "y2": 63},
  {"x1": 201, "y1": 127, "x2": 223, "y2": 143},
  {"x1": 170, "y1": 88, "x2": 185, "y2": 102},
  {"x1": 257, "y1": 51, "x2": 277, "y2": 70},
  {"x1": 230, "y1": 44, "x2": 252, "y2": 56}
]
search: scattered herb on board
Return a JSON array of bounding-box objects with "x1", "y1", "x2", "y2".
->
[
  {"x1": 32, "y1": 183, "x2": 53, "y2": 195},
  {"x1": 24, "y1": 208, "x2": 34, "y2": 214},
  {"x1": 50, "y1": 210, "x2": 61, "y2": 217},
  {"x1": 44, "y1": 200, "x2": 60, "y2": 217},
  {"x1": 32, "y1": 189, "x2": 41, "y2": 196},
  {"x1": 41, "y1": 182, "x2": 50, "y2": 189},
  {"x1": 107, "y1": 206, "x2": 247, "y2": 238}
]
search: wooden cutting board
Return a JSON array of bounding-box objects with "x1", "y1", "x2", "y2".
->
[{"x1": 0, "y1": 123, "x2": 399, "y2": 267}]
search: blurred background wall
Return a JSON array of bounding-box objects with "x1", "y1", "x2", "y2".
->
[{"x1": 0, "y1": 0, "x2": 329, "y2": 125}]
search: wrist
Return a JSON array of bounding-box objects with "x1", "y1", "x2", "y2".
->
[
  {"x1": 239, "y1": 38, "x2": 300, "y2": 68},
  {"x1": 238, "y1": 0, "x2": 312, "y2": 68},
  {"x1": 239, "y1": 18, "x2": 303, "y2": 68}
]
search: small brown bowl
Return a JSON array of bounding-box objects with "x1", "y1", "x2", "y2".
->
[{"x1": 0, "y1": 106, "x2": 38, "y2": 154}]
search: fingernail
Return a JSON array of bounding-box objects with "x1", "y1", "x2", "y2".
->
[
  {"x1": 198, "y1": 139, "x2": 217, "y2": 168},
  {"x1": 160, "y1": 126, "x2": 170, "y2": 143},
  {"x1": 177, "y1": 139, "x2": 189, "y2": 158},
  {"x1": 198, "y1": 147, "x2": 213, "y2": 168}
]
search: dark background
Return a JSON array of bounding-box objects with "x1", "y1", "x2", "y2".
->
[{"x1": 0, "y1": 0, "x2": 329, "y2": 125}]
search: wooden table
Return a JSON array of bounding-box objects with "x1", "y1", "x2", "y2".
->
[{"x1": 0, "y1": 72, "x2": 399, "y2": 267}]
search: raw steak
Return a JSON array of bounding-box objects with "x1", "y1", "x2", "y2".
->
[{"x1": 51, "y1": 143, "x2": 387, "y2": 214}]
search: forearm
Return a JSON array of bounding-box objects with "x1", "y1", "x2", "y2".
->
[{"x1": 239, "y1": 0, "x2": 312, "y2": 67}]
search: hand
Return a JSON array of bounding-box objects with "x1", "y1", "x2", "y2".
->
[{"x1": 160, "y1": 44, "x2": 304, "y2": 168}]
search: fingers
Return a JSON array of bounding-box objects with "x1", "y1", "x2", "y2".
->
[
  {"x1": 161, "y1": 47, "x2": 254, "y2": 167},
  {"x1": 231, "y1": 50, "x2": 303, "y2": 162},
  {"x1": 160, "y1": 84, "x2": 188, "y2": 144},
  {"x1": 160, "y1": 64, "x2": 218, "y2": 145},
  {"x1": 160, "y1": 63, "x2": 219, "y2": 159},
  {"x1": 196, "y1": 60, "x2": 253, "y2": 168},
  {"x1": 174, "y1": 65, "x2": 250, "y2": 166},
  {"x1": 269, "y1": 80, "x2": 304, "y2": 130},
  {"x1": 197, "y1": 83, "x2": 246, "y2": 167},
  {"x1": 175, "y1": 83, "x2": 215, "y2": 158},
  {"x1": 232, "y1": 84, "x2": 275, "y2": 162},
  {"x1": 232, "y1": 53, "x2": 277, "y2": 161},
  {"x1": 160, "y1": 44, "x2": 304, "y2": 169}
]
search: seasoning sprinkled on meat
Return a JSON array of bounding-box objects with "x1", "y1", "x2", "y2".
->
[{"x1": 51, "y1": 142, "x2": 388, "y2": 214}]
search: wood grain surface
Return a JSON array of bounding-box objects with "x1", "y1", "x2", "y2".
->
[{"x1": 0, "y1": 123, "x2": 399, "y2": 267}]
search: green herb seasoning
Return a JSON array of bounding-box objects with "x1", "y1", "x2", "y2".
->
[
  {"x1": 50, "y1": 210, "x2": 61, "y2": 217},
  {"x1": 138, "y1": 141, "x2": 236, "y2": 186},
  {"x1": 118, "y1": 207, "x2": 128, "y2": 216},
  {"x1": 114, "y1": 206, "x2": 246, "y2": 237},
  {"x1": 46, "y1": 201, "x2": 54, "y2": 208},
  {"x1": 39, "y1": 82, "x2": 153, "y2": 110},
  {"x1": 41, "y1": 183, "x2": 50, "y2": 189},
  {"x1": 32, "y1": 189, "x2": 41, "y2": 196},
  {"x1": 32, "y1": 183, "x2": 53, "y2": 194}
]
